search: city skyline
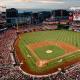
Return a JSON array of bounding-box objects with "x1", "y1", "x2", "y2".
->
[{"x1": 0, "y1": 0, "x2": 80, "y2": 9}]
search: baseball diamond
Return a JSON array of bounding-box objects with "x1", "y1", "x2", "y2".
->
[{"x1": 14, "y1": 30, "x2": 80, "y2": 75}]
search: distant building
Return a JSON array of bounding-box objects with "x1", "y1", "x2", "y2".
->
[
  {"x1": 32, "y1": 11, "x2": 51, "y2": 25},
  {"x1": 6, "y1": 8, "x2": 32, "y2": 27},
  {"x1": 6, "y1": 8, "x2": 71, "y2": 26},
  {"x1": 52, "y1": 10, "x2": 69, "y2": 21},
  {"x1": 6, "y1": 8, "x2": 18, "y2": 18},
  {"x1": 6, "y1": 8, "x2": 18, "y2": 26}
]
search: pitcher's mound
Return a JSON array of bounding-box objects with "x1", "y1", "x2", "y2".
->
[{"x1": 46, "y1": 50, "x2": 53, "y2": 53}]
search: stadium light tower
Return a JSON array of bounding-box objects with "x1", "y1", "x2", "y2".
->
[{"x1": 16, "y1": 18, "x2": 19, "y2": 32}]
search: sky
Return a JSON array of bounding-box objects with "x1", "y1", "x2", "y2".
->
[{"x1": 0, "y1": 0, "x2": 80, "y2": 9}]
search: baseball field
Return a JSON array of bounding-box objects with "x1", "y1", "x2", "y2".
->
[{"x1": 15, "y1": 30, "x2": 80, "y2": 75}]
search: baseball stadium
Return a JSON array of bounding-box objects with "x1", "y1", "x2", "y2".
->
[
  {"x1": 14, "y1": 29, "x2": 80, "y2": 75},
  {"x1": 0, "y1": 7, "x2": 80, "y2": 79}
]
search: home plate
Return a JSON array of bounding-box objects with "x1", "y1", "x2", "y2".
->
[
  {"x1": 46, "y1": 50, "x2": 53, "y2": 53},
  {"x1": 58, "y1": 59, "x2": 63, "y2": 63},
  {"x1": 27, "y1": 54, "x2": 31, "y2": 58}
]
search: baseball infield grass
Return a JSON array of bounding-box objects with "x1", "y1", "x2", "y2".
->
[
  {"x1": 35, "y1": 45, "x2": 64, "y2": 59},
  {"x1": 17, "y1": 30, "x2": 80, "y2": 74}
]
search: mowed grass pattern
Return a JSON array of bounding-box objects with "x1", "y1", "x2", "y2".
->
[
  {"x1": 20, "y1": 30, "x2": 80, "y2": 48},
  {"x1": 18, "y1": 30, "x2": 80, "y2": 73}
]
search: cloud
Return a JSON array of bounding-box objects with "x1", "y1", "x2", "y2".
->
[
  {"x1": 14, "y1": 0, "x2": 64, "y2": 4},
  {"x1": 0, "y1": 0, "x2": 80, "y2": 9},
  {"x1": 15, "y1": 0, "x2": 32, "y2": 2},
  {"x1": 34, "y1": 0, "x2": 64, "y2": 4}
]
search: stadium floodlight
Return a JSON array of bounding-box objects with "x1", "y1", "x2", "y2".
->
[{"x1": 16, "y1": 18, "x2": 19, "y2": 32}]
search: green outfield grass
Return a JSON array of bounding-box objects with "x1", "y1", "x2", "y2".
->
[{"x1": 18, "y1": 30, "x2": 80, "y2": 73}]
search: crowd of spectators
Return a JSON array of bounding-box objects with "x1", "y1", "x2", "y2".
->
[
  {"x1": 0, "y1": 28, "x2": 26, "y2": 80},
  {"x1": 70, "y1": 22, "x2": 80, "y2": 32}
]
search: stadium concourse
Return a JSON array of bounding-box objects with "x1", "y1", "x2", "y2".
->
[{"x1": 0, "y1": 25, "x2": 80, "y2": 80}]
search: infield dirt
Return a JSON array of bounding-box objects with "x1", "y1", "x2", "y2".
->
[{"x1": 26, "y1": 41, "x2": 79, "y2": 68}]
